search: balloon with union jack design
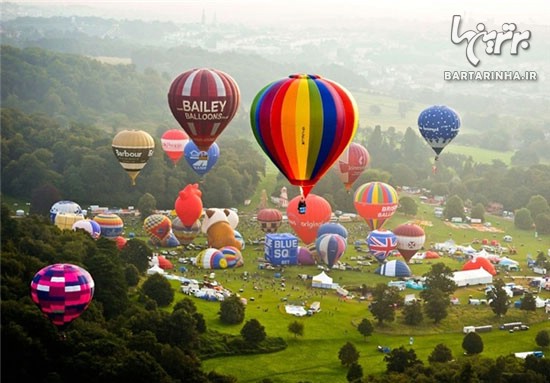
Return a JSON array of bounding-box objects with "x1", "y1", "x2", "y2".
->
[
  {"x1": 367, "y1": 230, "x2": 397, "y2": 263},
  {"x1": 168, "y1": 68, "x2": 240, "y2": 151}
]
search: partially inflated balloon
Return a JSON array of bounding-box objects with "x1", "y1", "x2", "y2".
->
[
  {"x1": 297, "y1": 246, "x2": 316, "y2": 265},
  {"x1": 72, "y1": 219, "x2": 101, "y2": 239},
  {"x1": 184, "y1": 141, "x2": 220, "y2": 176},
  {"x1": 174, "y1": 184, "x2": 203, "y2": 227},
  {"x1": 287, "y1": 194, "x2": 332, "y2": 245},
  {"x1": 112, "y1": 130, "x2": 155, "y2": 185},
  {"x1": 30, "y1": 263, "x2": 94, "y2": 329},
  {"x1": 143, "y1": 214, "x2": 172, "y2": 242},
  {"x1": 93, "y1": 214, "x2": 124, "y2": 239},
  {"x1": 393, "y1": 223, "x2": 426, "y2": 263},
  {"x1": 354, "y1": 182, "x2": 398, "y2": 231},
  {"x1": 418, "y1": 105, "x2": 461, "y2": 160},
  {"x1": 367, "y1": 230, "x2": 397, "y2": 263},
  {"x1": 168, "y1": 68, "x2": 240, "y2": 151},
  {"x1": 172, "y1": 217, "x2": 201, "y2": 245},
  {"x1": 317, "y1": 222, "x2": 348, "y2": 240},
  {"x1": 115, "y1": 236, "x2": 128, "y2": 250},
  {"x1": 316, "y1": 233, "x2": 347, "y2": 268},
  {"x1": 161, "y1": 129, "x2": 189, "y2": 165},
  {"x1": 250, "y1": 74, "x2": 358, "y2": 200},
  {"x1": 55, "y1": 213, "x2": 84, "y2": 230},
  {"x1": 257, "y1": 208, "x2": 283, "y2": 233},
  {"x1": 50, "y1": 200, "x2": 82, "y2": 223},
  {"x1": 195, "y1": 248, "x2": 227, "y2": 269},
  {"x1": 333, "y1": 142, "x2": 370, "y2": 191},
  {"x1": 220, "y1": 246, "x2": 244, "y2": 268}
]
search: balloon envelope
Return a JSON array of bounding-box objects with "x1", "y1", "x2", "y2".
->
[
  {"x1": 367, "y1": 230, "x2": 397, "y2": 263},
  {"x1": 30, "y1": 263, "x2": 95, "y2": 329},
  {"x1": 168, "y1": 68, "x2": 240, "y2": 151},
  {"x1": 93, "y1": 213, "x2": 124, "y2": 239},
  {"x1": 143, "y1": 214, "x2": 172, "y2": 242},
  {"x1": 172, "y1": 217, "x2": 201, "y2": 245},
  {"x1": 354, "y1": 182, "x2": 398, "y2": 231},
  {"x1": 115, "y1": 236, "x2": 128, "y2": 250},
  {"x1": 297, "y1": 246, "x2": 316, "y2": 265},
  {"x1": 161, "y1": 129, "x2": 189, "y2": 165},
  {"x1": 174, "y1": 184, "x2": 203, "y2": 227},
  {"x1": 112, "y1": 130, "x2": 155, "y2": 185},
  {"x1": 257, "y1": 208, "x2": 283, "y2": 233},
  {"x1": 55, "y1": 212, "x2": 84, "y2": 231},
  {"x1": 250, "y1": 73, "x2": 358, "y2": 198},
  {"x1": 72, "y1": 219, "x2": 101, "y2": 239},
  {"x1": 184, "y1": 141, "x2": 220, "y2": 176},
  {"x1": 393, "y1": 223, "x2": 426, "y2": 262},
  {"x1": 316, "y1": 233, "x2": 347, "y2": 268},
  {"x1": 195, "y1": 248, "x2": 228, "y2": 269},
  {"x1": 418, "y1": 105, "x2": 461, "y2": 157},
  {"x1": 333, "y1": 142, "x2": 370, "y2": 190},
  {"x1": 50, "y1": 200, "x2": 82, "y2": 223},
  {"x1": 220, "y1": 246, "x2": 244, "y2": 268},
  {"x1": 317, "y1": 222, "x2": 348, "y2": 240},
  {"x1": 287, "y1": 194, "x2": 332, "y2": 244},
  {"x1": 375, "y1": 260, "x2": 411, "y2": 277}
]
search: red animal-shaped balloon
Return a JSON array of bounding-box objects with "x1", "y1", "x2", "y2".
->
[{"x1": 174, "y1": 184, "x2": 203, "y2": 227}]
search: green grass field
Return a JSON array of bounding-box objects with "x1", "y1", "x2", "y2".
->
[{"x1": 444, "y1": 145, "x2": 514, "y2": 165}]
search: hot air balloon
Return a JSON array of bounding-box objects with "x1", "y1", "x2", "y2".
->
[
  {"x1": 234, "y1": 230, "x2": 245, "y2": 250},
  {"x1": 168, "y1": 68, "x2": 240, "y2": 151},
  {"x1": 393, "y1": 223, "x2": 426, "y2": 263},
  {"x1": 195, "y1": 248, "x2": 227, "y2": 269},
  {"x1": 317, "y1": 222, "x2": 348, "y2": 240},
  {"x1": 250, "y1": 74, "x2": 358, "y2": 210},
  {"x1": 174, "y1": 184, "x2": 203, "y2": 227},
  {"x1": 172, "y1": 217, "x2": 201, "y2": 245},
  {"x1": 50, "y1": 200, "x2": 82, "y2": 223},
  {"x1": 143, "y1": 214, "x2": 172, "y2": 243},
  {"x1": 418, "y1": 105, "x2": 461, "y2": 161},
  {"x1": 220, "y1": 246, "x2": 244, "y2": 268},
  {"x1": 184, "y1": 141, "x2": 220, "y2": 176},
  {"x1": 367, "y1": 230, "x2": 397, "y2": 263},
  {"x1": 72, "y1": 219, "x2": 101, "y2": 239},
  {"x1": 287, "y1": 194, "x2": 332, "y2": 245},
  {"x1": 112, "y1": 130, "x2": 155, "y2": 185},
  {"x1": 55, "y1": 212, "x2": 84, "y2": 231},
  {"x1": 333, "y1": 142, "x2": 370, "y2": 191},
  {"x1": 161, "y1": 129, "x2": 189, "y2": 165},
  {"x1": 257, "y1": 208, "x2": 283, "y2": 233},
  {"x1": 93, "y1": 213, "x2": 124, "y2": 239},
  {"x1": 297, "y1": 246, "x2": 316, "y2": 265},
  {"x1": 316, "y1": 233, "x2": 347, "y2": 269},
  {"x1": 115, "y1": 236, "x2": 128, "y2": 250},
  {"x1": 354, "y1": 182, "x2": 399, "y2": 231},
  {"x1": 375, "y1": 260, "x2": 411, "y2": 277},
  {"x1": 30, "y1": 263, "x2": 95, "y2": 329}
]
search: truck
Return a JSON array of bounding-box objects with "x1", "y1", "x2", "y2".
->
[
  {"x1": 463, "y1": 325, "x2": 493, "y2": 333},
  {"x1": 499, "y1": 322, "x2": 526, "y2": 331}
]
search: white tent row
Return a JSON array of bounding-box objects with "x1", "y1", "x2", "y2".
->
[{"x1": 452, "y1": 268, "x2": 493, "y2": 287}]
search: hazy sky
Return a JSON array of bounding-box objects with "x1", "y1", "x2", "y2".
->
[{"x1": 7, "y1": 0, "x2": 550, "y2": 25}]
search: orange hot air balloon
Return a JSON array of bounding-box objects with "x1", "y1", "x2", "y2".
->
[
  {"x1": 250, "y1": 74, "x2": 358, "y2": 209},
  {"x1": 393, "y1": 223, "x2": 426, "y2": 263},
  {"x1": 287, "y1": 194, "x2": 332, "y2": 245},
  {"x1": 354, "y1": 182, "x2": 398, "y2": 231},
  {"x1": 333, "y1": 142, "x2": 370, "y2": 191},
  {"x1": 161, "y1": 129, "x2": 189, "y2": 165},
  {"x1": 112, "y1": 130, "x2": 155, "y2": 185}
]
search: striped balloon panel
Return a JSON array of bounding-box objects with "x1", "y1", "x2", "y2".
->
[
  {"x1": 112, "y1": 130, "x2": 155, "y2": 184},
  {"x1": 354, "y1": 182, "x2": 398, "y2": 231},
  {"x1": 93, "y1": 214, "x2": 123, "y2": 239}
]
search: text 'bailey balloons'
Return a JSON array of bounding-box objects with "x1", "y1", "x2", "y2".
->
[
  {"x1": 354, "y1": 182, "x2": 399, "y2": 231},
  {"x1": 250, "y1": 73, "x2": 358, "y2": 207},
  {"x1": 317, "y1": 222, "x2": 348, "y2": 240},
  {"x1": 367, "y1": 230, "x2": 397, "y2": 263},
  {"x1": 72, "y1": 219, "x2": 101, "y2": 239},
  {"x1": 195, "y1": 248, "x2": 227, "y2": 269},
  {"x1": 55, "y1": 212, "x2": 84, "y2": 231},
  {"x1": 174, "y1": 183, "x2": 203, "y2": 227},
  {"x1": 257, "y1": 208, "x2": 283, "y2": 233},
  {"x1": 168, "y1": 68, "x2": 240, "y2": 151},
  {"x1": 30, "y1": 263, "x2": 95, "y2": 330},
  {"x1": 184, "y1": 141, "x2": 220, "y2": 176},
  {"x1": 50, "y1": 200, "x2": 82, "y2": 223},
  {"x1": 172, "y1": 217, "x2": 201, "y2": 245},
  {"x1": 287, "y1": 194, "x2": 332, "y2": 245},
  {"x1": 393, "y1": 223, "x2": 426, "y2": 263},
  {"x1": 143, "y1": 214, "x2": 172, "y2": 242},
  {"x1": 161, "y1": 129, "x2": 189, "y2": 165},
  {"x1": 112, "y1": 130, "x2": 155, "y2": 185},
  {"x1": 418, "y1": 105, "x2": 461, "y2": 160},
  {"x1": 333, "y1": 142, "x2": 370, "y2": 191},
  {"x1": 93, "y1": 213, "x2": 124, "y2": 239},
  {"x1": 316, "y1": 233, "x2": 347, "y2": 269}
]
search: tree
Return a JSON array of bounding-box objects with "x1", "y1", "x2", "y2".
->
[
  {"x1": 29, "y1": 183, "x2": 61, "y2": 216},
  {"x1": 535, "y1": 330, "x2": 550, "y2": 348},
  {"x1": 288, "y1": 320, "x2": 304, "y2": 339},
  {"x1": 534, "y1": 212, "x2": 550, "y2": 234},
  {"x1": 514, "y1": 208, "x2": 534, "y2": 230},
  {"x1": 423, "y1": 289, "x2": 449, "y2": 324},
  {"x1": 357, "y1": 318, "x2": 374, "y2": 341},
  {"x1": 369, "y1": 284, "x2": 401, "y2": 324},
  {"x1": 470, "y1": 203, "x2": 485, "y2": 222},
  {"x1": 403, "y1": 300, "x2": 423, "y2": 325},
  {"x1": 428, "y1": 343, "x2": 453, "y2": 364},
  {"x1": 384, "y1": 346, "x2": 422, "y2": 373},
  {"x1": 487, "y1": 279, "x2": 510, "y2": 317},
  {"x1": 240, "y1": 319, "x2": 266, "y2": 344},
  {"x1": 347, "y1": 362, "x2": 363, "y2": 383},
  {"x1": 462, "y1": 332, "x2": 484, "y2": 355},
  {"x1": 338, "y1": 342, "x2": 360, "y2": 367},
  {"x1": 120, "y1": 239, "x2": 151, "y2": 273},
  {"x1": 218, "y1": 295, "x2": 245, "y2": 324},
  {"x1": 420, "y1": 263, "x2": 457, "y2": 297},
  {"x1": 124, "y1": 264, "x2": 140, "y2": 287},
  {"x1": 444, "y1": 195, "x2": 465, "y2": 220},
  {"x1": 138, "y1": 193, "x2": 157, "y2": 219},
  {"x1": 397, "y1": 196, "x2": 418, "y2": 216},
  {"x1": 520, "y1": 293, "x2": 537, "y2": 311},
  {"x1": 526, "y1": 195, "x2": 550, "y2": 220},
  {"x1": 140, "y1": 273, "x2": 174, "y2": 307}
]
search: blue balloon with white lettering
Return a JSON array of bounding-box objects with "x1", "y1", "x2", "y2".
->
[
  {"x1": 264, "y1": 233, "x2": 298, "y2": 265},
  {"x1": 418, "y1": 105, "x2": 461, "y2": 159},
  {"x1": 184, "y1": 141, "x2": 220, "y2": 176}
]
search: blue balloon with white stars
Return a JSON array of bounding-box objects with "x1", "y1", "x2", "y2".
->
[{"x1": 418, "y1": 105, "x2": 461, "y2": 157}]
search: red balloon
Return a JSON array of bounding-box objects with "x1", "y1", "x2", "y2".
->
[
  {"x1": 257, "y1": 208, "x2": 283, "y2": 233},
  {"x1": 161, "y1": 129, "x2": 189, "y2": 165},
  {"x1": 175, "y1": 184, "x2": 203, "y2": 227},
  {"x1": 115, "y1": 236, "x2": 128, "y2": 250},
  {"x1": 287, "y1": 194, "x2": 332, "y2": 244},
  {"x1": 168, "y1": 68, "x2": 240, "y2": 151},
  {"x1": 333, "y1": 143, "x2": 370, "y2": 190},
  {"x1": 393, "y1": 223, "x2": 426, "y2": 263}
]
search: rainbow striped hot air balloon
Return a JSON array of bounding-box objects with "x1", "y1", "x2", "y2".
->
[
  {"x1": 112, "y1": 130, "x2": 155, "y2": 185},
  {"x1": 93, "y1": 213, "x2": 124, "y2": 239},
  {"x1": 250, "y1": 74, "x2": 358, "y2": 204},
  {"x1": 354, "y1": 182, "x2": 398, "y2": 231}
]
